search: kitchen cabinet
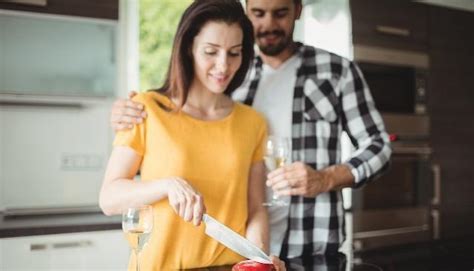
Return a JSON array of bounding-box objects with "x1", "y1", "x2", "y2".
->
[
  {"x1": 0, "y1": 11, "x2": 117, "y2": 98},
  {"x1": 350, "y1": 0, "x2": 474, "y2": 244},
  {"x1": 0, "y1": 230, "x2": 130, "y2": 270},
  {"x1": 350, "y1": 0, "x2": 429, "y2": 51},
  {"x1": 0, "y1": 0, "x2": 118, "y2": 20},
  {"x1": 427, "y1": 6, "x2": 474, "y2": 240}
]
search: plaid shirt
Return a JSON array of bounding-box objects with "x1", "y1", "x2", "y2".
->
[{"x1": 233, "y1": 43, "x2": 392, "y2": 257}]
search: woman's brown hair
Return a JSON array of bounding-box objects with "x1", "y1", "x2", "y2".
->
[{"x1": 151, "y1": 0, "x2": 255, "y2": 108}]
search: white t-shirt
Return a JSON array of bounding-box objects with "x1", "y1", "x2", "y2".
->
[{"x1": 234, "y1": 54, "x2": 301, "y2": 255}]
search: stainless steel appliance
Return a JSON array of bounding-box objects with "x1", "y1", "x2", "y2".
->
[{"x1": 350, "y1": 45, "x2": 440, "y2": 252}]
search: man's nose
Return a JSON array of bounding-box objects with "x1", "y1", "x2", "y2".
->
[{"x1": 262, "y1": 14, "x2": 276, "y2": 29}]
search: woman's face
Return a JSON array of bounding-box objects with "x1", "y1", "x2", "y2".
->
[{"x1": 191, "y1": 21, "x2": 243, "y2": 95}]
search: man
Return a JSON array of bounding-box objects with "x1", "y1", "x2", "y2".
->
[{"x1": 110, "y1": 0, "x2": 391, "y2": 260}]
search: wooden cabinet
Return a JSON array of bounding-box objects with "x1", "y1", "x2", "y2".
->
[
  {"x1": 351, "y1": 0, "x2": 474, "y2": 241},
  {"x1": 428, "y1": 7, "x2": 474, "y2": 51},
  {"x1": 427, "y1": 6, "x2": 474, "y2": 240},
  {"x1": 0, "y1": 230, "x2": 130, "y2": 270},
  {"x1": 0, "y1": 0, "x2": 118, "y2": 20},
  {"x1": 351, "y1": 0, "x2": 429, "y2": 51}
]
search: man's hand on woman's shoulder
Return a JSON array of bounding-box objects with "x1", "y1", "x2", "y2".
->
[{"x1": 110, "y1": 91, "x2": 147, "y2": 132}]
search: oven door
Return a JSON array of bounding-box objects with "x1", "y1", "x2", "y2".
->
[{"x1": 351, "y1": 151, "x2": 435, "y2": 252}]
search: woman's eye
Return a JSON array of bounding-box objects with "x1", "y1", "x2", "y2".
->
[
  {"x1": 229, "y1": 51, "x2": 241, "y2": 57},
  {"x1": 204, "y1": 51, "x2": 217, "y2": 55}
]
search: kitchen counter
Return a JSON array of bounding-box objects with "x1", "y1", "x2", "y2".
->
[
  {"x1": 0, "y1": 211, "x2": 121, "y2": 238},
  {"x1": 1, "y1": 211, "x2": 473, "y2": 270},
  {"x1": 187, "y1": 242, "x2": 474, "y2": 271},
  {"x1": 187, "y1": 253, "x2": 349, "y2": 271}
]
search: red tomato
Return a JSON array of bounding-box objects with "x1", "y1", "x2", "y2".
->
[{"x1": 232, "y1": 260, "x2": 273, "y2": 271}]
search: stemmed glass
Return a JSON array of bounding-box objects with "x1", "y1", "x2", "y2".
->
[
  {"x1": 122, "y1": 205, "x2": 154, "y2": 271},
  {"x1": 263, "y1": 136, "x2": 290, "y2": 206}
]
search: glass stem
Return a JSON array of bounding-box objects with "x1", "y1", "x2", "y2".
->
[{"x1": 134, "y1": 248, "x2": 140, "y2": 271}]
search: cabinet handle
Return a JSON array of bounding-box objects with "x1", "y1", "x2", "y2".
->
[
  {"x1": 52, "y1": 240, "x2": 93, "y2": 249},
  {"x1": 431, "y1": 164, "x2": 441, "y2": 206},
  {"x1": 30, "y1": 240, "x2": 93, "y2": 251},
  {"x1": 431, "y1": 209, "x2": 440, "y2": 240},
  {"x1": 375, "y1": 25, "x2": 410, "y2": 37},
  {"x1": 0, "y1": 100, "x2": 83, "y2": 108},
  {"x1": 30, "y1": 244, "x2": 48, "y2": 251}
]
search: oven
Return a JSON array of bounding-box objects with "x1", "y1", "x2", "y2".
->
[
  {"x1": 354, "y1": 44, "x2": 429, "y2": 115},
  {"x1": 350, "y1": 114, "x2": 441, "y2": 252}
]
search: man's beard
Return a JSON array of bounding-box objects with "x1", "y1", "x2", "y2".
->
[{"x1": 256, "y1": 30, "x2": 291, "y2": 56}]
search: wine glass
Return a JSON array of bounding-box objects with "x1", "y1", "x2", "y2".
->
[
  {"x1": 263, "y1": 136, "x2": 290, "y2": 206},
  {"x1": 122, "y1": 205, "x2": 153, "y2": 271}
]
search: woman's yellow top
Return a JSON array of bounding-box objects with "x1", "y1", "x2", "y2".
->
[{"x1": 114, "y1": 91, "x2": 267, "y2": 270}]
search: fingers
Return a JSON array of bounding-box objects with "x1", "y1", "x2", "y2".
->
[
  {"x1": 111, "y1": 100, "x2": 146, "y2": 119},
  {"x1": 112, "y1": 122, "x2": 134, "y2": 131},
  {"x1": 271, "y1": 256, "x2": 286, "y2": 271},
  {"x1": 128, "y1": 90, "x2": 138, "y2": 99},
  {"x1": 167, "y1": 178, "x2": 204, "y2": 226},
  {"x1": 110, "y1": 98, "x2": 147, "y2": 131},
  {"x1": 266, "y1": 162, "x2": 316, "y2": 197},
  {"x1": 183, "y1": 195, "x2": 194, "y2": 222},
  {"x1": 193, "y1": 195, "x2": 205, "y2": 226},
  {"x1": 266, "y1": 166, "x2": 306, "y2": 188}
]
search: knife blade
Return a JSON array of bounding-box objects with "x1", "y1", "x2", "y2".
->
[{"x1": 202, "y1": 214, "x2": 272, "y2": 264}]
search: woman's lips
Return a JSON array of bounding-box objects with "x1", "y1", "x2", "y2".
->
[{"x1": 210, "y1": 74, "x2": 229, "y2": 84}]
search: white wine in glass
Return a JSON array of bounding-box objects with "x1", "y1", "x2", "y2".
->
[
  {"x1": 263, "y1": 136, "x2": 290, "y2": 206},
  {"x1": 122, "y1": 205, "x2": 153, "y2": 271}
]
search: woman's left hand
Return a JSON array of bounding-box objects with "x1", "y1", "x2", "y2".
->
[{"x1": 271, "y1": 256, "x2": 286, "y2": 271}]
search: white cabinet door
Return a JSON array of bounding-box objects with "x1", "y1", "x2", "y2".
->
[{"x1": 1, "y1": 230, "x2": 130, "y2": 271}]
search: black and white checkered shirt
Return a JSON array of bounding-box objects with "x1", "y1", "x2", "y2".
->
[{"x1": 232, "y1": 43, "x2": 392, "y2": 258}]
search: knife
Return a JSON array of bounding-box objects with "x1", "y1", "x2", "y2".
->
[{"x1": 202, "y1": 214, "x2": 272, "y2": 264}]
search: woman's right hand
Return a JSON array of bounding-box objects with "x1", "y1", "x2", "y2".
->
[{"x1": 165, "y1": 177, "x2": 206, "y2": 226}]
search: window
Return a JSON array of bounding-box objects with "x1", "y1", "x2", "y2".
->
[{"x1": 139, "y1": 0, "x2": 192, "y2": 90}]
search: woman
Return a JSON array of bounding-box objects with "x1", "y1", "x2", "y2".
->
[{"x1": 99, "y1": 0, "x2": 284, "y2": 270}]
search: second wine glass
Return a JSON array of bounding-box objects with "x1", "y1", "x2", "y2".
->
[
  {"x1": 122, "y1": 205, "x2": 154, "y2": 271},
  {"x1": 263, "y1": 136, "x2": 290, "y2": 206}
]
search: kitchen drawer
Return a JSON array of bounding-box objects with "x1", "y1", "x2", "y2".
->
[
  {"x1": 351, "y1": 0, "x2": 429, "y2": 51},
  {"x1": 0, "y1": 230, "x2": 129, "y2": 270}
]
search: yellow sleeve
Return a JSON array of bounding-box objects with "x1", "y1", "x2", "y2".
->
[
  {"x1": 251, "y1": 118, "x2": 268, "y2": 163},
  {"x1": 112, "y1": 94, "x2": 147, "y2": 156}
]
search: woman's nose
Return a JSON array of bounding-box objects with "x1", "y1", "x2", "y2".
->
[{"x1": 215, "y1": 54, "x2": 229, "y2": 72}]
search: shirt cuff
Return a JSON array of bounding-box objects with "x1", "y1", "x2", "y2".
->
[{"x1": 343, "y1": 161, "x2": 360, "y2": 187}]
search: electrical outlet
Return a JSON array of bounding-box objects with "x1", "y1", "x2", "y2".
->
[{"x1": 60, "y1": 153, "x2": 103, "y2": 171}]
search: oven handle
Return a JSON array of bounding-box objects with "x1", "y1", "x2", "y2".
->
[
  {"x1": 431, "y1": 164, "x2": 441, "y2": 206},
  {"x1": 375, "y1": 25, "x2": 411, "y2": 37},
  {"x1": 431, "y1": 209, "x2": 440, "y2": 240},
  {"x1": 353, "y1": 225, "x2": 430, "y2": 239}
]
